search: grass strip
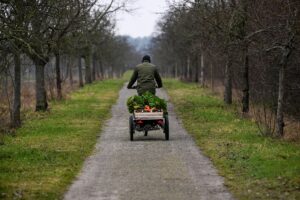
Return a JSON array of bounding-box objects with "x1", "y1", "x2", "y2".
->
[
  {"x1": 0, "y1": 79, "x2": 125, "y2": 199},
  {"x1": 164, "y1": 79, "x2": 300, "y2": 200}
]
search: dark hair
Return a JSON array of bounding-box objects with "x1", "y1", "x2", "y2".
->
[{"x1": 142, "y1": 55, "x2": 151, "y2": 63}]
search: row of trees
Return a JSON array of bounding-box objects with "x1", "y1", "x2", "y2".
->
[
  {"x1": 151, "y1": 0, "x2": 300, "y2": 137},
  {"x1": 0, "y1": 0, "x2": 139, "y2": 128}
]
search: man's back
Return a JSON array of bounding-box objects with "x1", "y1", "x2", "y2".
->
[
  {"x1": 136, "y1": 62, "x2": 157, "y2": 88},
  {"x1": 127, "y1": 55, "x2": 162, "y2": 95}
]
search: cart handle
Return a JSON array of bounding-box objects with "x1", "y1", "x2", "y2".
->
[{"x1": 128, "y1": 85, "x2": 159, "y2": 89}]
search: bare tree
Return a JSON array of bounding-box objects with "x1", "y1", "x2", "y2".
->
[{"x1": 151, "y1": 0, "x2": 300, "y2": 138}]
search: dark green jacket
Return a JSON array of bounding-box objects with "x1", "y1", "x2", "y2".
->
[{"x1": 127, "y1": 61, "x2": 163, "y2": 95}]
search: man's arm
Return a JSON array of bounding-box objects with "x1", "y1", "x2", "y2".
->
[
  {"x1": 127, "y1": 68, "x2": 138, "y2": 88},
  {"x1": 154, "y1": 68, "x2": 163, "y2": 88}
]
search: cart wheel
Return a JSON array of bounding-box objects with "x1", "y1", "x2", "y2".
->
[
  {"x1": 164, "y1": 115, "x2": 169, "y2": 140},
  {"x1": 129, "y1": 116, "x2": 134, "y2": 141}
]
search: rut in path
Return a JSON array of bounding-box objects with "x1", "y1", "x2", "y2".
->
[{"x1": 64, "y1": 85, "x2": 234, "y2": 200}]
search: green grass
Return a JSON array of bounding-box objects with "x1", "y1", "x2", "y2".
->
[
  {"x1": 164, "y1": 79, "x2": 300, "y2": 200},
  {"x1": 0, "y1": 78, "x2": 125, "y2": 199}
]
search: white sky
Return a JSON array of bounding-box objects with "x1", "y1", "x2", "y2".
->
[{"x1": 115, "y1": 0, "x2": 168, "y2": 37}]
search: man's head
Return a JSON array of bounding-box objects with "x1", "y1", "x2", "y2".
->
[{"x1": 142, "y1": 55, "x2": 151, "y2": 63}]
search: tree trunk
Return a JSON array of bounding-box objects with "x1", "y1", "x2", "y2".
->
[
  {"x1": 55, "y1": 53, "x2": 62, "y2": 100},
  {"x1": 35, "y1": 61, "x2": 48, "y2": 111},
  {"x1": 96, "y1": 61, "x2": 100, "y2": 79},
  {"x1": 210, "y1": 63, "x2": 214, "y2": 92},
  {"x1": 224, "y1": 55, "x2": 232, "y2": 104},
  {"x1": 84, "y1": 53, "x2": 92, "y2": 84},
  {"x1": 175, "y1": 62, "x2": 178, "y2": 78},
  {"x1": 92, "y1": 54, "x2": 96, "y2": 81},
  {"x1": 200, "y1": 53, "x2": 205, "y2": 86},
  {"x1": 69, "y1": 58, "x2": 73, "y2": 86},
  {"x1": 78, "y1": 56, "x2": 84, "y2": 87},
  {"x1": 275, "y1": 46, "x2": 291, "y2": 137},
  {"x1": 194, "y1": 55, "x2": 199, "y2": 82},
  {"x1": 111, "y1": 66, "x2": 114, "y2": 78},
  {"x1": 12, "y1": 52, "x2": 21, "y2": 127},
  {"x1": 181, "y1": 59, "x2": 185, "y2": 80},
  {"x1": 276, "y1": 64, "x2": 285, "y2": 137},
  {"x1": 99, "y1": 59, "x2": 104, "y2": 80},
  {"x1": 242, "y1": 45, "x2": 250, "y2": 113},
  {"x1": 187, "y1": 56, "x2": 190, "y2": 81},
  {"x1": 46, "y1": 72, "x2": 55, "y2": 100}
]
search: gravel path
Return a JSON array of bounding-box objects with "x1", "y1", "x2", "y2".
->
[{"x1": 64, "y1": 85, "x2": 234, "y2": 200}]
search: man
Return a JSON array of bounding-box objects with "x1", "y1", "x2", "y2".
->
[{"x1": 127, "y1": 55, "x2": 163, "y2": 95}]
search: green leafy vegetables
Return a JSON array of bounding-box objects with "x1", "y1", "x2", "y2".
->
[{"x1": 127, "y1": 91, "x2": 167, "y2": 113}]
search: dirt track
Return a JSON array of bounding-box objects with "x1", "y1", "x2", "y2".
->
[{"x1": 64, "y1": 85, "x2": 234, "y2": 200}]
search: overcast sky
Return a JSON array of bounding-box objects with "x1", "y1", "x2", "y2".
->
[{"x1": 115, "y1": 0, "x2": 168, "y2": 38}]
